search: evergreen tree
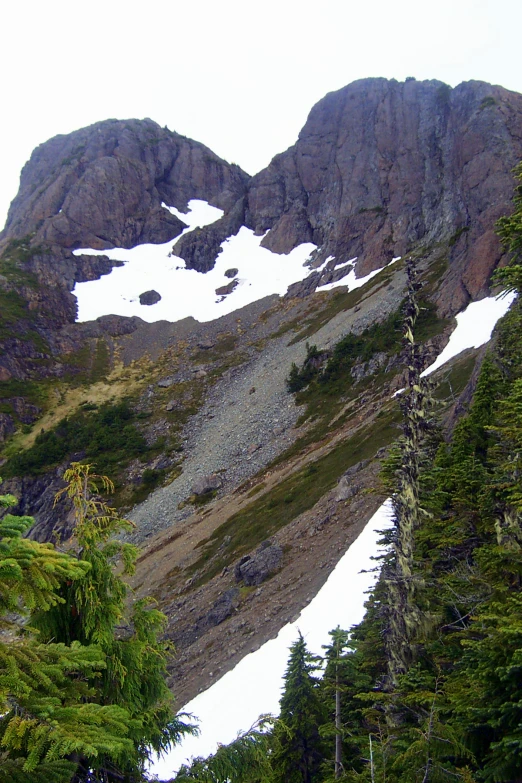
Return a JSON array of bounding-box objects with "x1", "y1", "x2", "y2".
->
[
  {"x1": 0, "y1": 482, "x2": 135, "y2": 782},
  {"x1": 271, "y1": 633, "x2": 326, "y2": 783},
  {"x1": 30, "y1": 463, "x2": 193, "y2": 782},
  {"x1": 381, "y1": 259, "x2": 436, "y2": 690},
  {"x1": 320, "y1": 628, "x2": 369, "y2": 780}
]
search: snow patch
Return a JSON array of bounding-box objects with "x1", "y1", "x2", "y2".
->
[
  {"x1": 160, "y1": 200, "x2": 224, "y2": 228},
  {"x1": 316, "y1": 256, "x2": 400, "y2": 293},
  {"x1": 149, "y1": 501, "x2": 394, "y2": 779},
  {"x1": 421, "y1": 292, "x2": 517, "y2": 377},
  {"x1": 73, "y1": 200, "x2": 316, "y2": 324}
]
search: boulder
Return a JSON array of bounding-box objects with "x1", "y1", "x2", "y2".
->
[
  {"x1": 234, "y1": 540, "x2": 283, "y2": 586},
  {"x1": 215, "y1": 279, "x2": 239, "y2": 296},
  {"x1": 191, "y1": 474, "x2": 223, "y2": 496},
  {"x1": 139, "y1": 290, "x2": 162, "y2": 306},
  {"x1": 206, "y1": 588, "x2": 240, "y2": 626}
]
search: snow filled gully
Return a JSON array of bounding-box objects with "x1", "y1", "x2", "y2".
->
[{"x1": 148, "y1": 290, "x2": 516, "y2": 780}]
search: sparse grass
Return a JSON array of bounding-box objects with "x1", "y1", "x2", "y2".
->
[
  {"x1": 246, "y1": 482, "x2": 266, "y2": 498},
  {"x1": 191, "y1": 333, "x2": 238, "y2": 364},
  {"x1": 1, "y1": 360, "x2": 149, "y2": 457},
  {"x1": 289, "y1": 261, "x2": 402, "y2": 344},
  {"x1": 187, "y1": 405, "x2": 400, "y2": 587}
]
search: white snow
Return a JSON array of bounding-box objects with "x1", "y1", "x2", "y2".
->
[
  {"x1": 160, "y1": 200, "x2": 224, "y2": 228},
  {"x1": 421, "y1": 292, "x2": 517, "y2": 377},
  {"x1": 149, "y1": 501, "x2": 394, "y2": 779},
  {"x1": 148, "y1": 287, "x2": 518, "y2": 779},
  {"x1": 316, "y1": 256, "x2": 401, "y2": 293},
  {"x1": 73, "y1": 200, "x2": 316, "y2": 324}
]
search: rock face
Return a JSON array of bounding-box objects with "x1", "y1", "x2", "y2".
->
[
  {"x1": 245, "y1": 79, "x2": 522, "y2": 314},
  {"x1": 1, "y1": 78, "x2": 522, "y2": 392},
  {"x1": 2, "y1": 118, "x2": 249, "y2": 252}
]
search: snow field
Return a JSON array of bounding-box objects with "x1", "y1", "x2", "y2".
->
[
  {"x1": 73, "y1": 202, "x2": 401, "y2": 325},
  {"x1": 73, "y1": 200, "x2": 316, "y2": 323},
  {"x1": 149, "y1": 501, "x2": 394, "y2": 779}
]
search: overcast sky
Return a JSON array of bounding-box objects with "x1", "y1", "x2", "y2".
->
[{"x1": 1, "y1": 0, "x2": 521, "y2": 230}]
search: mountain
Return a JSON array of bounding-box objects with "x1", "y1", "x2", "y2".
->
[{"x1": 0, "y1": 77, "x2": 521, "y2": 708}]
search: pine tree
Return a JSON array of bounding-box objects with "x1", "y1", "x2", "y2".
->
[{"x1": 271, "y1": 633, "x2": 326, "y2": 783}]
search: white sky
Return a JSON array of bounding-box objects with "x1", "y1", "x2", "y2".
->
[{"x1": 2, "y1": 0, "x2": 522, "y2": 231}]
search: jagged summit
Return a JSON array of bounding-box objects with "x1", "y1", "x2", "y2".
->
[
  {"x1": 1, "y1": 117, "x2": 249, "y2": 251},
  {"x1": 2, "y1": 78, "x2": 521, "y2": 329}
]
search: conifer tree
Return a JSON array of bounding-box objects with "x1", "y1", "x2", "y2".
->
[
  {"x1": 30, "y1": 463, "x2": 193, "y2": 782},
  {"x1": 382, "y1": 259, "x2": 435, "y2": 690},
  {"x1": 271, "y1": 632, "x2": 326, "y2": 783},
  {"x1": 0, "y1": 482, "x2": 135, "y2": 782},
  {"x1": 320, "y1": 628, "x2": 367, "y2": 780}
]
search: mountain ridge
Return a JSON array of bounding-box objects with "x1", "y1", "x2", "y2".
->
[{"x1": 1, "y1": 76, "x2": 521, "y2": 714}]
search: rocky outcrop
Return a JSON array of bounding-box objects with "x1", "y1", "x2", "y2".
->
[
  {"x1": 234, "y1": 540, "x2": 283, "y2": 586},
  {"x1": 1, "y1": 118, "x2": 249, "y2": 252},
  {"x1": 245, "y1": 78, "x2": 522, "y2": 314}
]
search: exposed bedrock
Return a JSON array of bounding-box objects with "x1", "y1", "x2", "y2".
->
[
  {"x1": 1, "y1": 118, "x2": 249, "y2": 252},
  {"x1": 245, "y1": 78, "x2": 522, "y2": 314}
]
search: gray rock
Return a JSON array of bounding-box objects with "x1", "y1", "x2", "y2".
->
[
  {"x1": 234, "y1": 540, "x2": 283, "y2": 586},
  {"x1": 215, "y1": 279, "x2": 239, "y2": 296},
  {"x1": 196, "y1": 339, "x2": 215, "y2": 350},
  {"x1": 139, "y1": 289, "x2": 161, "y2": 306},
  {"x1": 191, "y1": 474, "x2": 223, "y2": 496},
  {"x1": 157, "y1": 377, "x2": 175, "y2": 388},
  {"x1": 224, "y1": 268, "x2": 238, "y2": 278},
  {"x1": 336, "y1": 481, "x2": 361, "y2": 502},
  {"x1": 206, "y1": 589, "x2": 240, "y2": 626}
]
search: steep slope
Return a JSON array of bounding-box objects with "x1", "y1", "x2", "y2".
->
[{"x1": 1, "y1": 77, "x2": 521, "y2": 714}]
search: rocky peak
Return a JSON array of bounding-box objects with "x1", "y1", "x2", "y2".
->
[
  {"x1": 1, "y1": 118, "x2": 249, "y2": 252},
  {"x1": 245, "y1": 78, "x2": 522, "y2": 313}
]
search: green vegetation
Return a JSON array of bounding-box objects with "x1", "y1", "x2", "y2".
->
[
  {"x1": 283, "y1": 296, "x2": 448, "y2": 462},
  {"x1": 480, "y1": 96, "x2": 497, "y2": 109},
  {"x1": 3, "y1": 400, "x2": 148, "y2": 478},
  {"x1": 189, "y1": 405, "x2": 400, "y2": 586},
  {"x1": 0, "y1": 464, "x2": 192, "y2": 782},
  {"x1": 173, "y1": 163, "x2": 522, "y2": 783}
]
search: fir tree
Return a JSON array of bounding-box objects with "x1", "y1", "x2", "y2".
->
[
  {"x1": 381, "y1": 259, "x2": 436, "y2": 691},
  {"x1": 271, "y1": 633, "x2": 326, "y2": 783},
  {"x1": 0, "y1": 481, "x2": 135, "y2": 782}
]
